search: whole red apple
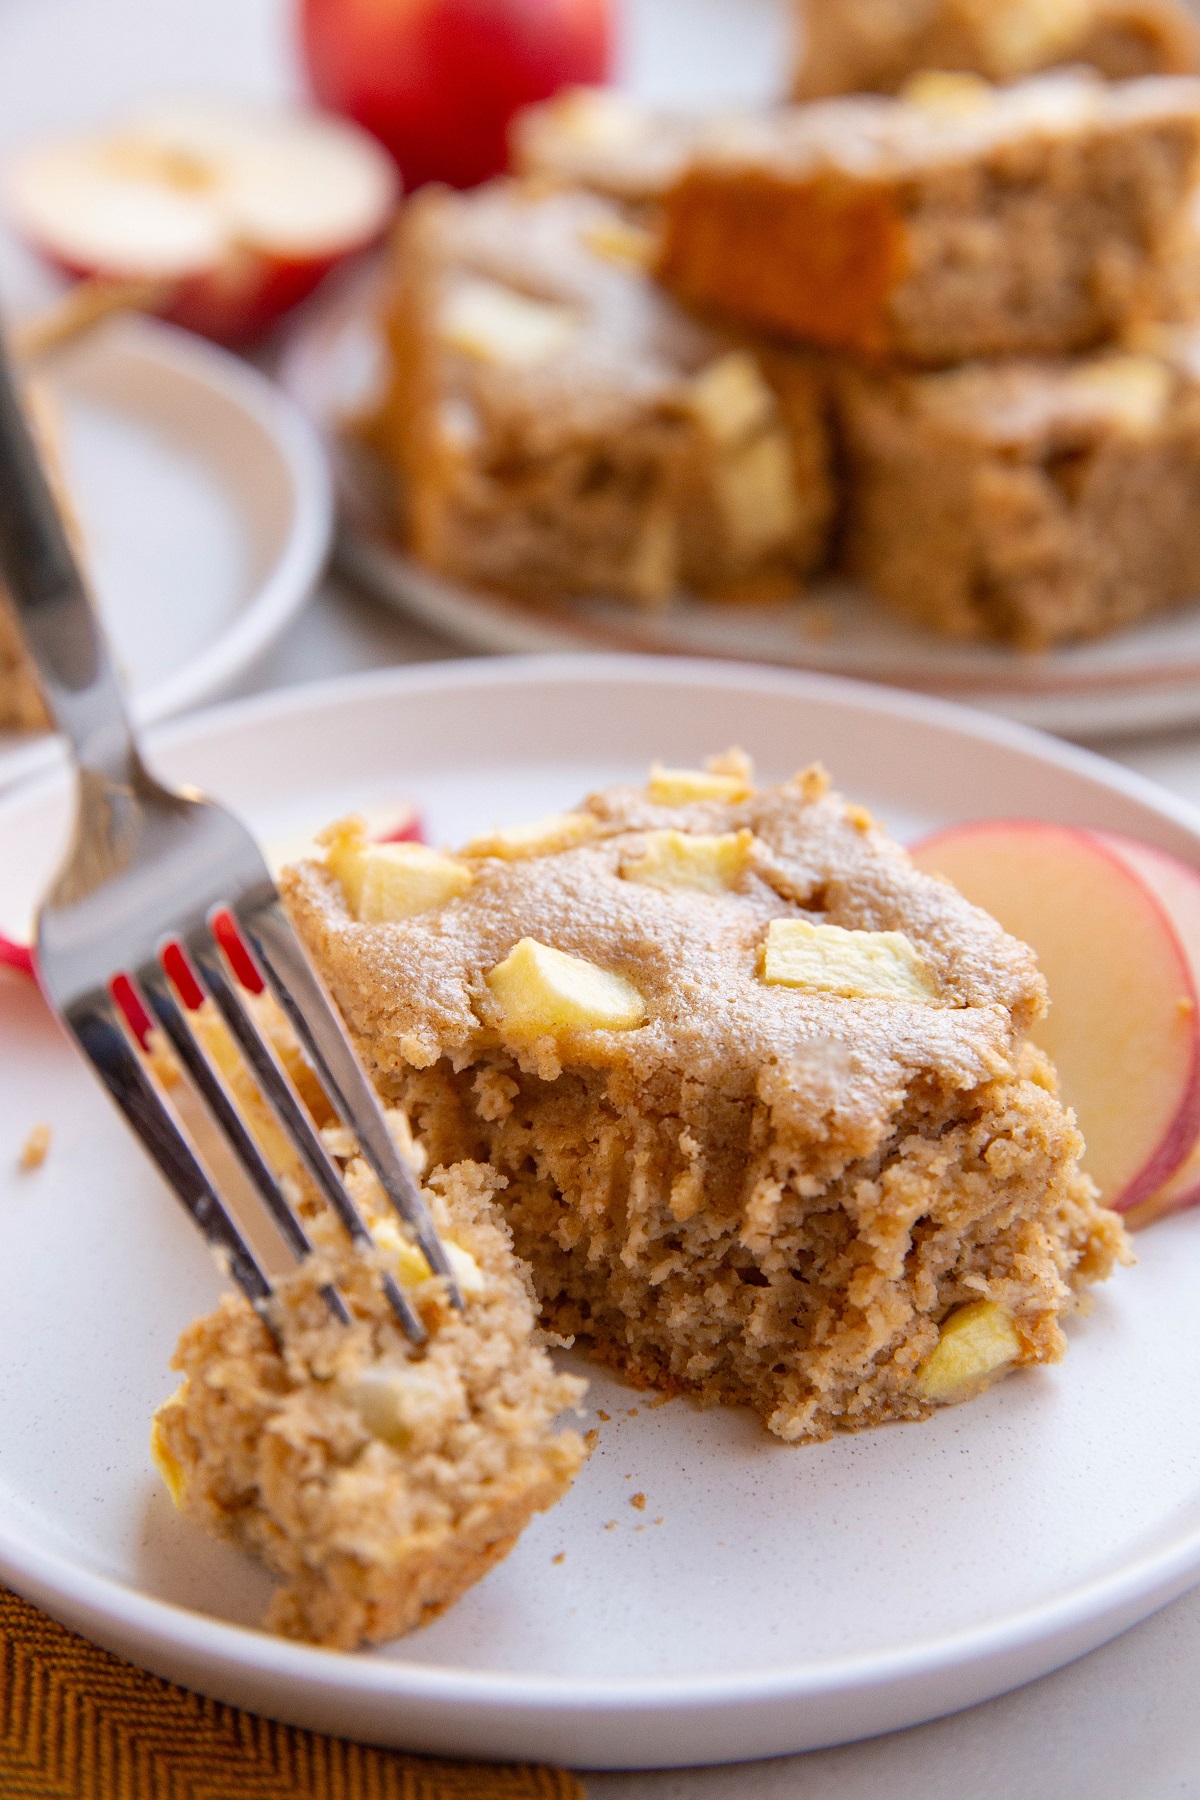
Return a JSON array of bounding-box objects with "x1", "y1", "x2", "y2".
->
[{"x1": 299, "y1": 0, "x2": 613, "y2": 191}]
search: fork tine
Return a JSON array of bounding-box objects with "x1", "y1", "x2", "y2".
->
[
  {"x1": 243, "y1": 896, "x2": 465, "y2": 1310},
  {"x1": 65, "y1": 987, "x2": 275, "y2": 1319},
  {"x1": 137, "y1": 955, "x2": 351, "y2": 1326},
  {"x1": 184, "y1": 920, "x2": 428, "y2": 1347}
]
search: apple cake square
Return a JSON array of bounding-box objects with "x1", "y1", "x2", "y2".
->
[
  {"x1": 655, "y1": 71, "x2": 1200, "y2": 365},
  {"x1": 380, "y1": 179, "x2": 834, "y2": 606},
  {"x1": 793, "y1": 0, "x2": 1200, "y2": 101},
  {"x1": 282, "y1": 756, "x2": 1129, "y2": 1446},
  {"x1": 839, "y1": 331, "x2": 1200, "y2": 646}
]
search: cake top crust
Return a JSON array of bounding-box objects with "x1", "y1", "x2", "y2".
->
[
  {"x1": 857, "y1": 328, "x2": 1200, "y2": 448},
  {"x1": 675, "y1": 69, "x2": 1200, "y2": 187},
  {"x1": 396, "y1": 180, "x2": 723, "y2": 440},
  {"x1": 510, "y1": 87, "x2": 712, "y2": 203},
  {"x1": 283, "y1": 762, "x2": 1047, "y2": 1154}
]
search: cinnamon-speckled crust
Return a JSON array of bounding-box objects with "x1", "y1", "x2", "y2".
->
[
  {"x1": 283, "y1": 764, "x2": 1129, "y2": 1444},
  {"x1": 285, "y1": 768, "x2": 1041, "y2": 1088}
]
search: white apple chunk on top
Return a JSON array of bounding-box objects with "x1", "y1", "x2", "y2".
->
[
  {"x1": 910, "y1": 820, "x2": 1200, "y2": 1215},
  {"x1": 5, "y1": 98, "x2": 398, "y2": 344}
]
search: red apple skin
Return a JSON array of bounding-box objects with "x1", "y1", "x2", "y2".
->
[
  {"x1": 299, "y1": 0, "x2": 612, "y2": 191},
  {"x1": 35, "y1": 240, "x2": 359, "y2": 347},
  {"x1": 166, "y1": 249, "x2": 349, "y2": 345},
  {"x1": 911, "y1": 819, "x2": 1200, "y2": 1215},
  {"x1": 375, "y1": 806, "x2": 425, "y2": 844}
]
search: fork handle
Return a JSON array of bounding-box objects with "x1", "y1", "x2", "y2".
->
[{"x1": 0, "y1": 329, "x2": 138, "y2": 781}]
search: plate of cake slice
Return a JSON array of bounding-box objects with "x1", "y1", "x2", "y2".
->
[
  {"x1": 3, "y1": 654, "x2": 1200, "y2": 1769},
  {"x1": 281, "y1": 0, "x2": 1200, "y2": 739}
]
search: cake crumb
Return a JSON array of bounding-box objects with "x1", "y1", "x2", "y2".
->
[
  {"x1": 627, "y1": 1407, "x2": 639, "y2": 1417},
  {"x1": 647, "y1": 1393, "x2": 674, "y2": 1410},
  {"x1": 18, "y1": 1124, "x2": 50, "y2": 1171},
  {"x1": 596, "y1": 1409, "x2": 611, "y2": 1422},
  {"x1": 584, "y1": 1428, "x2": 600, "y2": 1451},
  {"x1": 631, "y1": 1491, "x2": 647, "y2": 1511},
  {"x1": 653, "y1": 1517, "x2": 664, "y2": 1526},
  {"x1": 604, "y1": 1519, "x2": 617, "y2": 1530},
  {"x1": 552, "y1": 1552, "x2": 565, "y2": 1565}
]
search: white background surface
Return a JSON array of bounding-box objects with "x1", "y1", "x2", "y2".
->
[{"x1": 7, "y1": 0, "x2": 1200, "y2": 1792}]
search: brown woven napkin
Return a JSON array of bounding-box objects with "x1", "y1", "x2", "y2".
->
[{"x1": 0, "y1": 1585, "x2": 584, "y2": 1800}]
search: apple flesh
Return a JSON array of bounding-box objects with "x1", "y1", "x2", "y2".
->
[
  {"x1": 909, "y1": 820, "x2": 1200, "y2": 1213},
  {"x1": 5, "y1": 99, "x2": 398, "y2": 344},
  {"x1": 299, "y1": 0, "x2": 612, "y2": 192}
]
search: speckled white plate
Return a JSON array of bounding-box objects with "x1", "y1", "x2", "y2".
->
[
  {"x1": 0, "y1": 313, "x2": 332, "y2": 790},
  {"x1": 3, "y1": 655, "x2": 1200, "y2": 1770}
]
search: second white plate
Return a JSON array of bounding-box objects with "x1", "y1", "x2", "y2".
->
[
  {"x1": 0, "y1": 313, "x2": 332, "y2": 789},
  {"x1": 3, "y1": 656, "x2": 1200, "y2": 1770}
]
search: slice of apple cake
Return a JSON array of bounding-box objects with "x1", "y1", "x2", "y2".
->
[
  {"x1": 839, "y1": 331, "x2": 1200, "y2": 647},
  {"x1": 656, "y1": 71, "x2": 1200, "y2": 365},
  {"x1": 151, "y1": 1017, "x2": 585, "y2": 1650},
  {"x1": 283, "y1": 757, "x2": 1129, "y2": 1446},
  {"x1": 381, "y1": 179, "x2": 834, "y2": 606}
]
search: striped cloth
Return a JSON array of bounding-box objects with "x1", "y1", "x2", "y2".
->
[{"x1": 0, "y1": 1585, "x2": 583, "y2": 1800}]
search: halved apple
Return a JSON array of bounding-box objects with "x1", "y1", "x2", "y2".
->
[
  {"x1": 910, "y1": 820, "x2": 1200, "y2": 1213},
  {"x1": 6, "y1": 98, "x2": 398, "y2": 344}
]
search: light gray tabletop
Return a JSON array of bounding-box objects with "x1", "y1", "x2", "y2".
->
[{"x1": 4, "y1": 0, "x2": 1200, "y2": 1792}]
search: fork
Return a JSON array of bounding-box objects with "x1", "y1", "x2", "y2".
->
[{"x1": 0, "y1": 333, "x2": 460, "y2": 1342}]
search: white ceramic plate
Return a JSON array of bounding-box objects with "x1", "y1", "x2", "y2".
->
[
  {"x1": 0, "y1": 313, "x2": 332, "y2": 790},
  {"x1": 4, "y1": 655, "x2": 1200, "y2": 1772}
]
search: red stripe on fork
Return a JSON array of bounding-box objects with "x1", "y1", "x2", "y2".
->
[
  {"x1": 0, "y1": 932, "x2": 35, "y2": 979},
  {"x1": 211, "y1": 909, "x2": 266, "y2": 994},
  {"x1": 161, "y1": 940, "x2": 205, "y2": 1010},
  {"x1": 110, "y1": 974, "x2": 154, "y2": 1048}
]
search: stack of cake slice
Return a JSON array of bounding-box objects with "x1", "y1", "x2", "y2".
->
[
  {"x1": 405, "y1": 60, "x2": 1200, "y2": 646},
  {"x1": 654, "y1": 68, "x2": 1200, "y2": 647}
]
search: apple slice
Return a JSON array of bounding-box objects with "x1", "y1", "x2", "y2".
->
[
  {"x1": 910, "y1": 820, "x2": 1200, "y2": 1213},
  {"x1": 5, "y1": 98, "x2": 398, "y2": 344},
  {"x1": 1091, "y1": 832, "x2": 1200, "y2": 1224}
]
